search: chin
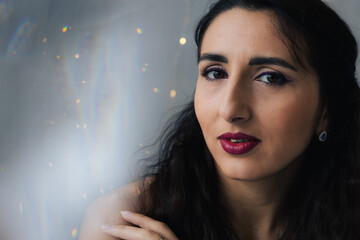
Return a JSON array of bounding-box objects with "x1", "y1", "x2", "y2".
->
[{"x1": 216, "y1": 161, "x2": 265, "y2": 181}]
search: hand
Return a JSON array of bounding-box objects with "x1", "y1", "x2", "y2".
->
[{"x1": 101, "y1": 211, "x2": 179, "y2": 240}]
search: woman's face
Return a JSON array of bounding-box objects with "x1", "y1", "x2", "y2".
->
[{"x1": 194, "y1": 8, "x2": 323, "y2": 181}]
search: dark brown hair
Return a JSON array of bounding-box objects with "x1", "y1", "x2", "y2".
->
[{"x1": 137, "y1": 0, "x2": 360, "y2": 239}]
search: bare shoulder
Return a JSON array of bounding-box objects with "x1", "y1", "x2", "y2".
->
[{"x1": 78, "y1": 181, "x2": 142, "y2": 240}]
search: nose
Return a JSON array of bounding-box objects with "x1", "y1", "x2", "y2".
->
[{"x1": 219, "y1": 77, "x2": 252, "y2": 123}]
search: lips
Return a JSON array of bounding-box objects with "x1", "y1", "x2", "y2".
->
[{"x1": 218, "y1": 132, "x2": 260, "y2": 154}]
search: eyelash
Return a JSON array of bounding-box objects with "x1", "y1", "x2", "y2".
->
[
  {"x1": 201, "y1": 67, "x2": 290, "y2": 86},
  {"x1": 201, "y1": 67, "x2": 228, "y2": 81},
  {"x1": 254, "y1": 71, "x2": 291, "y2": 86}
]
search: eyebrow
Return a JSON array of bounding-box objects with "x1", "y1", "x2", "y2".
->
[
  {"x1": 198, "y1": 53, "x2": 297, "y2": 71},
  {"x1": 198, "y1": 53, "x2": 228, "y2": 63},
  {"x1": 249, "y1": 56, "x2": 297, "y2": 71}
]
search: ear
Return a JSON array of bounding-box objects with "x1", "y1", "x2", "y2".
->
[{"x1": 316, "y1": 107, "x2": 328, "y2": 134}]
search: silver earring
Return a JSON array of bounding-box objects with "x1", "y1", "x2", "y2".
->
[{"x1": 318, "y1": 130, "x2": 327, "y2": 142}]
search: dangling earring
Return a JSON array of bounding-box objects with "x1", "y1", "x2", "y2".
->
[{"x1": 318, "y1": 130, "x2": 327, "y2": 142}]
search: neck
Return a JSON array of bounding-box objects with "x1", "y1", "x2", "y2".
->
[{"x1": 217, "y1": 159, "x2": 301, "y2": 240}]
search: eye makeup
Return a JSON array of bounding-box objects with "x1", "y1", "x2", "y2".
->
[
  {"x1": 254, "y1": 71, "x2": 291, "y2": 86},
  {"x1": 201, "y1": 66, "x2": 228, "y2": 81}
]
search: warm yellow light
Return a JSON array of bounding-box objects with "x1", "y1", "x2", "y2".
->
[
  {"x1": 179, "y1": 37, "x2": 187, "y2": 45},
  {"x1": 170, "y1": 89, "x2": 176, "y2": 98}
]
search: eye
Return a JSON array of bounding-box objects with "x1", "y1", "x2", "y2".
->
[
  {"x1": 255, "y1": 71, "x2": 290, "y2": 86},
  {"x1": 201, "y1": 67, "x2": 228, "y2": 81}
]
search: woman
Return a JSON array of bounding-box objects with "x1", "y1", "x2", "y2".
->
[{"x1": 79, "y1": 0, "x2": 360, "y2": 239}]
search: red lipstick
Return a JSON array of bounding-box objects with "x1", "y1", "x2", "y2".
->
[{"x1": 218, "y1": 132, "x2": 260, "y2": 154}]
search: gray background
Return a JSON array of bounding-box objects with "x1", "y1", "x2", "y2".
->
[{"x1": 0, "y1": 0, "x2": 359, "y2": 239}]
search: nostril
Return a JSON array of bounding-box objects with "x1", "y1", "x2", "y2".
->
[
  {"x1": 219, "y1": 85, "x2": 252, "y2": 123},
  {"x1": 231, "y1": 117, "x2": 246, "y2": 122},
  {"x1": 219, "y1": 103, "x2": 252, "y2": 123}
]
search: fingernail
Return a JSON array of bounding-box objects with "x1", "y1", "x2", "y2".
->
[
  {"x1": 120, "y1": 210, "x2": 131, "y2": 218},
  {"x1": 101, "y1": 224, "x2": 113, "y2": 232}
]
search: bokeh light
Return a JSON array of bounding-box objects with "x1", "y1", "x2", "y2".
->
[
  {"x1": 1, "y1": 1, "x2": 357, "y2": 240},
  {"x1": 71, "y1": 229, "x2": 78, "y2": 238},
  {"x1": 170, "y1": 89, "x2": 176, "y2": 98},
  {"x1": 179, "y1": 37, "x2": 187, "y2": 45},
  {"x1": 62, "y1": 25, "x2": 69, "y2": 33},
  {"x1": 142, "y1": 63, "x2": 149, "y2": 72}
]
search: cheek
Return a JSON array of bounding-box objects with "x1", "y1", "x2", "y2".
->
[
  {"x1": 195, "y1": 82, "x2": 213, "y2": 126},
  {"x1": 287, "y1": 90, "x2": 319, "y2": 134},
  {"x1": 194, "y1": 83, "x2": 218, "y2": 142},
  {"x1": 260, "y1": 91, "x2": 319, "y2": 156},
  {"x1": 194, "y1": 88, "x2": 207, "y2": 132}
]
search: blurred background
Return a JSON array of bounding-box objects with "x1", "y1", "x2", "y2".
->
[{"x1": 0, "y1": 0, "x2": 359, "y2": 239}]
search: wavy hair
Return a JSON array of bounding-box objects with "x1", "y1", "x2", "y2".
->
[{"x1": 136, "y1": 0, "x2": 360, "y2": 239}]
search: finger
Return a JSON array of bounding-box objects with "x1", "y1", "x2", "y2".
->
[
  {"x1": 120, "y1": 211, "x2": 178, "y2": 240},
  {"x1": 101, "y1": 224, "x2": 162, "y2": 240}
]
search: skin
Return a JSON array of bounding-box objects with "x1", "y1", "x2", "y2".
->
[
  {"x1": 79, "y1": 8, "x2": 327, "y2": 240},
  {"x1": 194, "y1": 8, "x2": 325, "y2": 239},
  {"x1": 195, "y1": 8, "x2": 321, "y2": 182}
]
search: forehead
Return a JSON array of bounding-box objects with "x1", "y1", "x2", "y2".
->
[{"x1": 201, "y1": 8, "x2": 294, "y2": 64}]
